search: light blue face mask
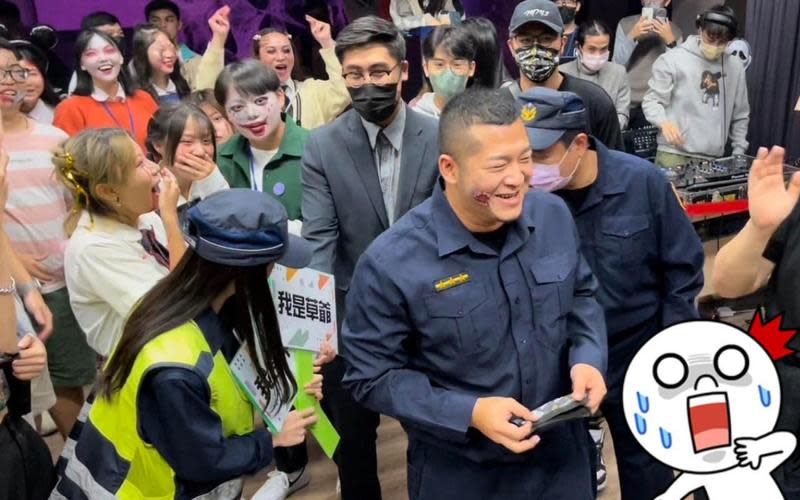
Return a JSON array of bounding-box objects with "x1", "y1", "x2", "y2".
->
[{"x1": 429, "y1": 69, "x2": 469, "y2": 102}]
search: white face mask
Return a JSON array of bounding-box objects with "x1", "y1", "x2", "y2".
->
[
  {"x1": 224, "y1": 88, "x2": 282, "y2": 143},
  {"x1": 80, "y1": 34, "x2": 123, "y2": 84},
  {"x1": 580, "y1": 51, "x2": 609, "y2": 73}
]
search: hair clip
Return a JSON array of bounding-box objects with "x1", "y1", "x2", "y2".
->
[
  {"x1": 59, "y1": 151, "x2": 94, "y2": 223},
  {"x1": 252, "y1": 34, "x2": 262, "y2": 41}
]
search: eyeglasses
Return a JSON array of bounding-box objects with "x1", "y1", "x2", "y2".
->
[
  {"x1": 343, "y1": 62, "x2": 401, "y2": 87},
  {"x1": 0, "y1": 66, "x2": 29, "y2": 83},
  {"x1": 427, "y1": 59, "x2": 472, "y2": 76},
  {"x1": 513, "y1": 33, "x2": 560, "y2": 50}
]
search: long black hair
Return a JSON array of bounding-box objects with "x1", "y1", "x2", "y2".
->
[
  {"x1": 10, "y1": 40, "x2": 61, "y2": 107},
  {"x1": 461, "y1": 17, "x2": 505, "y2": 89},
  {"x1": 73, "y1": 29, "x2": 137, "y2": 97},
  {"x1": 100, "y1": 249, "x2": 297, "y2": 406},
  {"x1": 420, "y1": 0, "x2": 462, "y2": 15},
  {"x1": 146, "y1": 101, "x2": 217, "y2": 165},
  {"x1": 131, "y1": 23, "x2": 190, "y2": 100}
]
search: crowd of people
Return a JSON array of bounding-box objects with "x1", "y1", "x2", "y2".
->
[{"x1": 0, "y1": 0, "x2": 798, "y2": 499}]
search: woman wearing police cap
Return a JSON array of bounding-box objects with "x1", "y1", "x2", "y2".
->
[{"x1": 53, "y1": 187, "x2": 323, "y2": 499}]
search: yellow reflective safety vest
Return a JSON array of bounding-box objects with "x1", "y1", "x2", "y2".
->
[{"x1": 62, "y1": 320, "x2": 254, "y2": 499}]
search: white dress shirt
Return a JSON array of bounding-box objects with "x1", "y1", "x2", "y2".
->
[{"x1": 64, "y1": 211, "x2": 169, "y2": 357}]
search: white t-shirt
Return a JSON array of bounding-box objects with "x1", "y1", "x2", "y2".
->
[{"x1": 249, "y1": 145, "x2": 278, "y2": 192}]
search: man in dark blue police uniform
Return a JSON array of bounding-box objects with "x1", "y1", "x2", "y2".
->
[
  {"x1": 518, "y1": 87, "x2": 705, "y2": 500},
  {"x1": 341, "y1": 87, "x2": 608, "y2": 500}
]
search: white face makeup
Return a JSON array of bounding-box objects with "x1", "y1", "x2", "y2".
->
[
  {"x1": 80, "y1": 34, "x2": 124, "y2": 83},
  {"x1": 224, "y1": 87, "x2": 282, "y2": 142}
]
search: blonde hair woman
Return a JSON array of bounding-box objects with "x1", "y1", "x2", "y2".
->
[{"x1": 54, "y1": 128, "x2": 183, "y2": 357}]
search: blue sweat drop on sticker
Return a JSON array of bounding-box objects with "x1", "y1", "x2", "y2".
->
[
  {"x1": 759, "y1": 385, "x2": 771, "y2": 407},
  {"x1": 660, "y1": 427, "x2": 672, "y2": 449},
  {"x1": 637, "y1": 392, "x2": 650, "y2": 413},
  {"x1": 635, "y1": 414, "x2": 647, "y2": 435}
]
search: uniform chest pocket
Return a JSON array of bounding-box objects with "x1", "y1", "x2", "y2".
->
[
  {"x1": 600, "y1": 215, "x2": 652, "y2": 264},
  {"x1": 423, "y1": 282, "x2": 492, "y2": 356},
  {"x1": 530, "y1": 254, "x2": 574, "y2": 352}
]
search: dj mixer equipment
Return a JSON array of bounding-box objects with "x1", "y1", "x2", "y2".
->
[{"x1": 664, "y1": 155, "x2": 799, "y2": 204}]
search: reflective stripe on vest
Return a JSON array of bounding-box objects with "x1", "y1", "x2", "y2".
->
[{"x1": 57, "y1": 320, "x2": 253, "y2": 499}]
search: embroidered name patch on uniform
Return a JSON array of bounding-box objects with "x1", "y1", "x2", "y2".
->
[{"x1": 434, "y1": 273, "x2": 470, "y2": 292}]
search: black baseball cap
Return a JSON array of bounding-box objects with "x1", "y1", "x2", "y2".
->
[
  {"x1": 516, "y1": 88, "x2": 588, "y2": 150},
  {"x1": 183, "y1": 189, "x2": 312, "y2": 269},
  {"x1": 509, "y1": 0, "x2": 564, "y2": 35}
]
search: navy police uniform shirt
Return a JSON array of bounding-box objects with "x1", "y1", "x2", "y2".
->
[
  {"x1": 556, "y1": 139, "x2": 704, "y2": 375},
  {"x1": 342, "y1": 179, "x2": 607, "y2": 464}
]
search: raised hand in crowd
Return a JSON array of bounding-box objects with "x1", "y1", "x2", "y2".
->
[
  {"x1": 470, "y1": 397, "x2": 541, "y2": 454},
  {"x1": 651, "y1": 18, "x2": 676, "y2": 46},
  {"x1": 748, "y1": 146, "x2": 800, "y2": 231},
  {"x1": 208, "y1": 5, "x2": 232, "y2": 50},
  {"x1": 273, "y1": 407, "x2": 319, "y2": 448},
  {"x1": 305, "y1": 15, "x2": 335, "y2": 50},
  {"x1": 629, "y1": 16, "x2": 653, "y2": 40},
  {"x1": 11, "y1": 333, "x2": 47, "y2": 381}
]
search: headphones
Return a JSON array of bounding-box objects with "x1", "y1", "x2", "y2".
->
[{"x1": 695, "y1": 8, "x2": 738, "y2": 37}]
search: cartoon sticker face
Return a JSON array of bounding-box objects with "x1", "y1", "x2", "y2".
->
[{"x1": 622, "y1": 320, "x2": 781, "y2": 474}]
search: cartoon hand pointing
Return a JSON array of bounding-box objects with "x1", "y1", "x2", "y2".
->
[
  {"x1": 734, "y1": 437, "x2": 766, "y2": 469},
  {"x1": 735, "y1": 431, "x2": 798, "y2": 471}
]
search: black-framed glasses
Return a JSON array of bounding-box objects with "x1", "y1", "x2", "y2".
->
[
  {"x1": 0, "y1": 66, "x2": 29, "y2": 83},
  {"x1": 513, "y1": 33, "x2": 560, "y2": 50},
  {"x1": 343, "y1": 62, "x2": 401, "y2": 87}
]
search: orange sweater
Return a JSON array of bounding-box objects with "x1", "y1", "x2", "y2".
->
[{"x1": 53, "y1": 90, "x2": 159, "y2": 150}]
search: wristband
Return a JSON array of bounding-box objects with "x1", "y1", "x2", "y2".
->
[{"x1": 0, "y1": 277, "x2": 15, "y2": 296}]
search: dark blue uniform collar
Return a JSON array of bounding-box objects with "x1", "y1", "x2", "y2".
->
[
  {"x1": 194, "y1": 307, "x2": 238, "y2": 359},
  {"x1": 572, "y1": 138, "x2": 627, "y2": 213},
  {"x1": 431, "y1": 177, "x2": 536, "y2": 258}
]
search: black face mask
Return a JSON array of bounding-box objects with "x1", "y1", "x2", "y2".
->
[
  {"x1": 347, "y1": 82, "x2": 399, "y2": 124},
  {"x1": 559, "y1": 6, "x2": 577, "y2": 24}
]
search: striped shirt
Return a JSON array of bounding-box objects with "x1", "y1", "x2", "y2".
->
[{"x1": 3, "y1": 119, "x2": 70, "y2": 294}]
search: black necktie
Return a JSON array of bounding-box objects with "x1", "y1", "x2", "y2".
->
[{"x1": 140, "y1": 228, "x2": 170, "y2": 269}]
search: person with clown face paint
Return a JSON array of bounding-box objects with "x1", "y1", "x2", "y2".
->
[
  {"x1": 54, "y1": 29, "x2": 159, "y2": 149},
  {"x1": 215, "y1": 60, "x2": 308, "y2": 236}
]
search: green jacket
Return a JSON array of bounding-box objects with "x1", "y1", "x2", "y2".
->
[{"x1": 217, "y1": 119, "x2": 309, "y2": 220}]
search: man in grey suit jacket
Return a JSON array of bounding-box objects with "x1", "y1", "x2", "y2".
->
[{"x1": 301, "y1": 16, "x2": 440, "y2": 500}]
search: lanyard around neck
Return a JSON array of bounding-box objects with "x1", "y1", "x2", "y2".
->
[{"x1": 100, "y1": 99, "x2": 136, "y2": 138}]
